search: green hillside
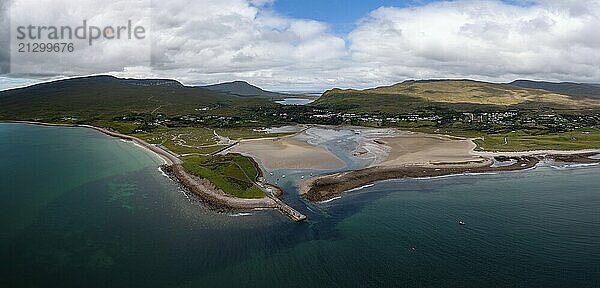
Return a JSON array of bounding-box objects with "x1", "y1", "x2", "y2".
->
[
  {"x1": 0, "y1": 75, "x2": 275, "y2": 122},
  {"x1": 510, "y1": 80, "x2": 600, "y2": 99},
  {"x1": 313, "y1": 80, "x2": 600, "y2": 114}
]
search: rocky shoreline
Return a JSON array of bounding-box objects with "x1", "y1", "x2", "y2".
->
[
  {"x1": 162, "y1": 164, "x2": 277, "y2": 210},
  {"x1": 300, "y1": 154, "x2": 600, "y2": 202}
]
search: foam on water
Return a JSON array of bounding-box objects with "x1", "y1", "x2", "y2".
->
[
  {"x1": 550, "y1": 162, "x2": 600, "y2": 170},
  {"x1": 318, "y1": 196, "x2": 342, "y2": 204}
]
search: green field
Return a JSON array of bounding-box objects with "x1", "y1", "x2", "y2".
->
[
  {"x1": 316, "y1": 80, "x2": 600, "y2": 112},
  {"x1": 473, "y1": 128, "x2": 600, "y2": 151},
  {"x1": 181, "y1": 154, "x2": 265, "y2": 199},
  {"x1": 380, "y1": 125, "x2": 600, "y2": 152},
  {"x1": 215, "y1": 127, "x2": 292, "y2": 140},
  {"x1": 131, "y1": 127, "x2": 224, "y2": 155}
]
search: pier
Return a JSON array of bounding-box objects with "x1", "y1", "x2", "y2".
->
[
  {"x1": 257, "y1": 181, "x2": 306, "y2": 222},
  {"x1": 270, "y1": 196, "x2": 307, "y2": 222}
]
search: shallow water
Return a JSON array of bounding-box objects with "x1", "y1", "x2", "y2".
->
[{"x1": 1, "y1": 123, "x2": 599, "y2": 287}]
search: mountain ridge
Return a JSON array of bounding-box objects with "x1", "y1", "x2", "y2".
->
[
  {"x1": 201, "y1": 81, "x2": 294, "y2": 99},
  {"x1": 509, "y1": 80, "x2": 600, "y2": 99},
  {"x1": 0, "y1": 75, "x2": 273, "y2": 121},
  {"x1": 315, "y1": 79, "x2": 600, "y2": 113}
]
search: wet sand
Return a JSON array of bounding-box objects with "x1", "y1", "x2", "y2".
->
[
  {"x1": 230, "y1": 137, "x2": 345, "y2": 170},
  {"x1": 300, "y1": 153, "x2": 600, "y2": 202},
  {"x1": 373, "y1": 134, "x2": 484, "y2": 167},
  {"x1": 300, "y1": 157, "x2": 536, "y2": 202},
  {"x1": 299, "y1": 130, "x2": 600, "y2": 202}
]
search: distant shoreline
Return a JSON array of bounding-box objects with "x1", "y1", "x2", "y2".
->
[{"x1": 5, "y1": 121, "x2": 280, "y2": 211}]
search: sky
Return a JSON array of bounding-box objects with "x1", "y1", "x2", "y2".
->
[
  {"x1": 1, "y1": 0, "x2": 600, "y2": 91},
  {"x1": 272, "y1": 0, "x2": 439, "y2": 34}
]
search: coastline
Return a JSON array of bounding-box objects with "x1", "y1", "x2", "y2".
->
[
  {"x1": 7, "y1": 121, "x2": 600, "y2": 215},
  {"x1": 6, "y1": 121, "x2": 280, "y2": 211},
  {"x1": 162, "y1": 164, "x2": 277, "y2": 210},
  {"x1": 6, "y1": 121, "x2": 180, "y2": 165},
  {"x1": 472, "y1": 149, "x2": 600, "y2": 157},
  {"x1": 300, "y1": 153, "x2": 600, "y2": 202}
]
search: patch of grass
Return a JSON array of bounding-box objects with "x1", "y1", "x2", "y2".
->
[
  {"x1": 473, "y1": 128, "x2": 600, "y2": 151},
  {"x1": 387, "y1": 125, "x2": 600, "y2": 152},
  {"x1": 365, "y1": 80, "x2": 599, "y2": 107},
  {"x1": 132, "y1": 127, "x2": 226, "y2": 155},
  {"x1": 181, "y1": 154, "x2": 264, "y2": 199},
  {"x1": 215, "y1": 127, "x2": 292, "y2": 140}
]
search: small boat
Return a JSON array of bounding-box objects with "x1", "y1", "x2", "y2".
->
[
  {"x1": 459, "y1": 221, "x2": 466, "y2": 226},
  {"x1": 282, "y1": 175, "x2": 286, "y2": 178}
]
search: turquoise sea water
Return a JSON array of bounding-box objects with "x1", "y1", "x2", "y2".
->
[{"x1": 1, "y1": 123, "x2": 599, "y2": 287}]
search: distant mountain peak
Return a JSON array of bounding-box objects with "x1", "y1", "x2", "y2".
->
[{"x1": 201, "y1": 81, "x2": 292, "y2": 98}]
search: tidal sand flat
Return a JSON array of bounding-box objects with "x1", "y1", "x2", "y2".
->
[
  {"x1": 230, "y1": 136, "x2": 345, "y2": 170},
  {"x1": 373, "y1": 134, "x2": 485, "y2": 167},
  {"x1": 3, "y1": 123, "x2": 600, "y2": 287},
  {"x1": 297, "y1": 128, "x2": 600, "y2": 202}
]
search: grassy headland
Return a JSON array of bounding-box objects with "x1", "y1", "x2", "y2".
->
[{"x1": 181, "y1": 154, "x2": 265, "y2": 199}]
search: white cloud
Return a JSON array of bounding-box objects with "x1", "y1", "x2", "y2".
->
[
  {"x1": 0, "y1": 76, "x2": 42, "y2": 91},
  {"x1": 2, "y1": 0, "x2": 600, "y2": 91},
  {"x1": 348, "y1": 0, "x2": 600, "y2": 85}
]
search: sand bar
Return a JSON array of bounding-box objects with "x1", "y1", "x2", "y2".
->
[
  {"x1": 300, "y1": 129, "x2": 600, "y2": 202},
  {"x1": 230, "y1": 137, "x2": 345, "y2": 170},
  {"x1": 373, "y1": 134, "x2": 485, "y2": 167}
]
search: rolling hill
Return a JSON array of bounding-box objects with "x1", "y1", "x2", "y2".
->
[
  {"x1": 0, "y1": 75, "x2": 273, "y2": 121},
  {"x1": 509, "y1": 80, "x2": 600, "y2": 99},
  {"x1": 312, "y1": 79, "x2": 600, "y2": 114}
]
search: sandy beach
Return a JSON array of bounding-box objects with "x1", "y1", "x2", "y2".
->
[
  {"x1": 298, "y1": 128, "x2": 600, "y2": 202},
  {"x1": 372, "y1": 134, "x2": 486, "y2": 167},
  {"x1": 301, "y1": 156, "x2": 534, "y2": 202},
  {"x1": 230, "y1": 137, "x2": 345, "y2": 170},
  {"x1": 10, "y1": 121, "x2": 282, "y2": 211},
  {"x1": 10, "y1": 121, "x2": 182, "y2": 166},
  {"x1": 473, "y1": 148, "x2": 600, "y2": 157}
]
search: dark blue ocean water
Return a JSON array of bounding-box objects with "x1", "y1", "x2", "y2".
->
[{"x1": 1, "y1": 123, "x2": 599, "y2": 287}]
